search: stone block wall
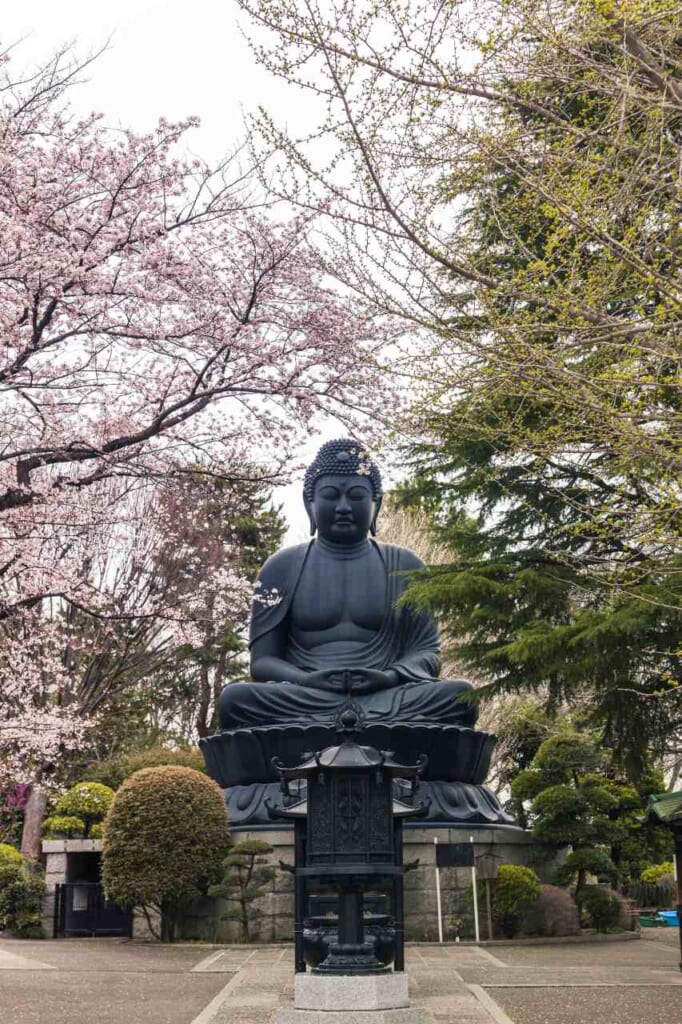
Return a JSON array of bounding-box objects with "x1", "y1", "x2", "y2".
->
[{"x1": 177, "y1": 825, "x2": 565, "y2": 944}]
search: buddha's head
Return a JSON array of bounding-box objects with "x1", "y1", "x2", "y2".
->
[{"x1": 303, "y1": 438, "x2": 383, "y2": 543}]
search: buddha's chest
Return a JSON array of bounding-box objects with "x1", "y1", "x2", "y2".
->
[{"x1": 290, "y1": 548, "x2": 387, "y2": 632}]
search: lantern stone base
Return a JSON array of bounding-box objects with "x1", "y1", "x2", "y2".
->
[
  {"x1": 277, "y1": 1009, "x2": 427, "y2": 1024},
  {"x1": 294, "y1": 971, "x2": 409, "y2": 1011}
]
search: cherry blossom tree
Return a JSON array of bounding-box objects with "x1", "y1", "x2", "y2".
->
[{"x1": 0, "y1": 46, "x2": 388, "y2": 854}]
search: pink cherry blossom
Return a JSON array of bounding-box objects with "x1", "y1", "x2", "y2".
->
[{"x1": 0, "y1": 48, "x2": 392, "y2": 791}]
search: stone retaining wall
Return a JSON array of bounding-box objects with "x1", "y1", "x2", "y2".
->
[{"x1": 178, "y1": 825, "x2": 565, "y2": 943}]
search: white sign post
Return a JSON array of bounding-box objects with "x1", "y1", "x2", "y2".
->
[
  {"x1": 434, "y1": 837, "x2": 444, "y2": 944},
  {"x1": 470, "y1": 835, "x2": 480, "y2": 944}
]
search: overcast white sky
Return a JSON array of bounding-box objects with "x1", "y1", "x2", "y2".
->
[
  {"x1": 2, "y1": 1, "x2": 353, "y2": 541},
  {"x1": 1, "y1": 0, "x2": 317, "y2": 158}
]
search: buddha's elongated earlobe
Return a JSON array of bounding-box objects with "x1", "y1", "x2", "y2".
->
[
  {"x1": 304, "y1": 494, "x2": 317, "y2": 536},
  {"x1": 370, "y1": 497, "x2": 382, "y2": 537}
]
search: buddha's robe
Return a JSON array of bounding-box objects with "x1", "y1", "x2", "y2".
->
[{"x1": 218, "y1": 540, "x2": 476, "y2": 729}]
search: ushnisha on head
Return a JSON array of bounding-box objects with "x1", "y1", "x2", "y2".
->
[{"x1": 303, "y1": 438, "x2": 383, "y2": 542}]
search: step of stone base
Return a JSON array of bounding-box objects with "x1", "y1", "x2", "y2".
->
[{"x1": 276, "y1": 1008, "x2": 428, "y2": 1024}]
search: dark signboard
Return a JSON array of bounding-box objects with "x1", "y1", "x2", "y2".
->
[{"x1": 435, "y1": 843, "x2": 475, "y2": 868}]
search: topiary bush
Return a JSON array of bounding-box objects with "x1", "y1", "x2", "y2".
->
[
  {"x1": 554, "y1": 848, "x2": 619, "y2": 888},
  {"x1": 0, "y1": 855, "x2": 45, "y2": 938},
  {"x1": 521, "y1": 884, "x2": 580, "y2": 937},
  {"x1": 42, "y1": 815, "x2": 86, "y2": 839},
  {"x1": 102, "y1": 765, "x2": 230, "y2": 941},
  {"x1": 492, "y1": 865, "x2": 542, "y2": 938},
  {"x1": 578, "y1": 885, "x2": 622, "y2": 932},
  {"x1": 55, "y1": 782, "x2": 114, "y2": 837},
  {"x1": 641, "y1": 862, "x2": 674, "y2": 884},
  {"x1": 85, "y1": 747, "x2": 207, "y2": 791}
]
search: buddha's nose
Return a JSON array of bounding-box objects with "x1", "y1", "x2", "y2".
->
[{"x1": 336, "y1": 495, "x2": 352, "y2": 515}]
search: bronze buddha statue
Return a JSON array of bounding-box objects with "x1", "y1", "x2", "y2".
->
[{"x1": 203, "y1": 439, "x2": 513, "y2": 828}]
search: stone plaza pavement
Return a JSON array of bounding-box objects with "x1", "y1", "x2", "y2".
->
[{"x1": 0, "y1": 932, "x2": 680, "y2": 1024}]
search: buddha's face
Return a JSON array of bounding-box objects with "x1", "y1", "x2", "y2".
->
[{"x1": 312, "y1": 474, "x2": 376, "y2": 544}]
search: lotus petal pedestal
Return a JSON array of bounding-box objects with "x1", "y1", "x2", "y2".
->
[{"x1": 200, "y1": 723, "x2": 515, "y2": 827}]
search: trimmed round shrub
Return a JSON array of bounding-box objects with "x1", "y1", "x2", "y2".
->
[
  {"x1": 492, "y1": 864, "x2": 542, "y2": 938},
  {"x1": 578, "y1": 885, "x2": 622, "y2": 932},
  {"x1": 42, "y1": 815, "x2": 86, "y2": 839},
  {"x1": 641, "y1": 862, "x2": 674, "y2": 884},
  {"x1": 89, "y1": 822, "x2": 103, "y2": 839},
  {"x1": 522, "y1": 884, "x2": 580, "y2": 937},
  {"x1": 0, "y1": 856, "x2": 45, "y2": 938},
  {"x1": 85, "y1": 746, "x2": 206, "y2": 791},
  {"x1": 102, "y1": 766, "x2": 230, "y2": 941}
]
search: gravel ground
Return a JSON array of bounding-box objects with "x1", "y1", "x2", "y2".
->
[
  {"x1": 489, "y1": 934, "x2": 680, "y2": 970},
  {"x1": 491, "y1": 985, "x2": 682, "y2": 1024}
]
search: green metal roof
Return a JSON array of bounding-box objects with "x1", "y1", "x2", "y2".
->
[{"x1": 647, "y1": 790, "x2": 682, "y2": 826}]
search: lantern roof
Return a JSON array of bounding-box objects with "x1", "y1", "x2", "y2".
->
[
  {"x1": 271, "y1": 705, "x2": 427, "y2": 781},
  {"x1": 647, "y1": 790, "x2": 682, "y2": 828},
  {"x1": 272, "y1": 744, "x2": 427, "y2": 781}
]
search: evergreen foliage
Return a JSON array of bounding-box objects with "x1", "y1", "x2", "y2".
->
[
  {"x1": 386, "y1": 2, "x2": 682, "y2": 778},
  {"x1": 209, "y1": 839, "x2": 276, "y2": 942},
  {"x1": 491, "y1": 864, "x2": 542, "y2": 938},
  {"x1": 640, "y1": 861, "x2": 675, "y2": 884},
  {"x1": 55, "y1": 783, "x2": 115, "y2": 837},
  {"x1": 0, "y1": 842, "x2": 22, "y2": 867},
  {"x1": 488, "y1": 698, "x2": 558, "y2": 826},
  {"x1": 42, "y1": 815, "x2": 86, "y2": 839},
  {"x1": 102, "y1": 766, "x2": 230, "y2": 941},
  {"x1": 84, "y1": 746, "x2": 206, "y2": 791},
  {"x1": 511, "y1": 732, "x2": 650, "y2": 888},
  {"x1": 577, "y1": 885, "x2": 622, "y2": 933},
  {"x1": 0, "y1": 853, "x2": 45, "y2": 938}
]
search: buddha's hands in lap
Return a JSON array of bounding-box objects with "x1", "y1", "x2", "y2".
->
[
  {"x1": 347, "y1": 668, "x2": 398, "y2": 694},
  {"x1": 303, "y1": 667, "x2": 398, "y2": 694},
  {"x1": 303, "y1": 669, "x2": 349, "y2": 694}
]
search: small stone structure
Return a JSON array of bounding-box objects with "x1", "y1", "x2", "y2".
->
[
  {"x1": 178, "y1": 825, "x2": 564, "y2": 943},
  {"x1": 41, "y1": 838, "x2": 102, "y2": 936},
  {"x1": 41, "y1": 838, "x2": 153, "y2": 939}
]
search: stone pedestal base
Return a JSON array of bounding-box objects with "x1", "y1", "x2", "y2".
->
[
  {"x1": 277, "y1": 1010, "x2": 427, "y2": 1024},
  {"x1": 295, "y1": 972, "x2": 409, "y2": 1011}
]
